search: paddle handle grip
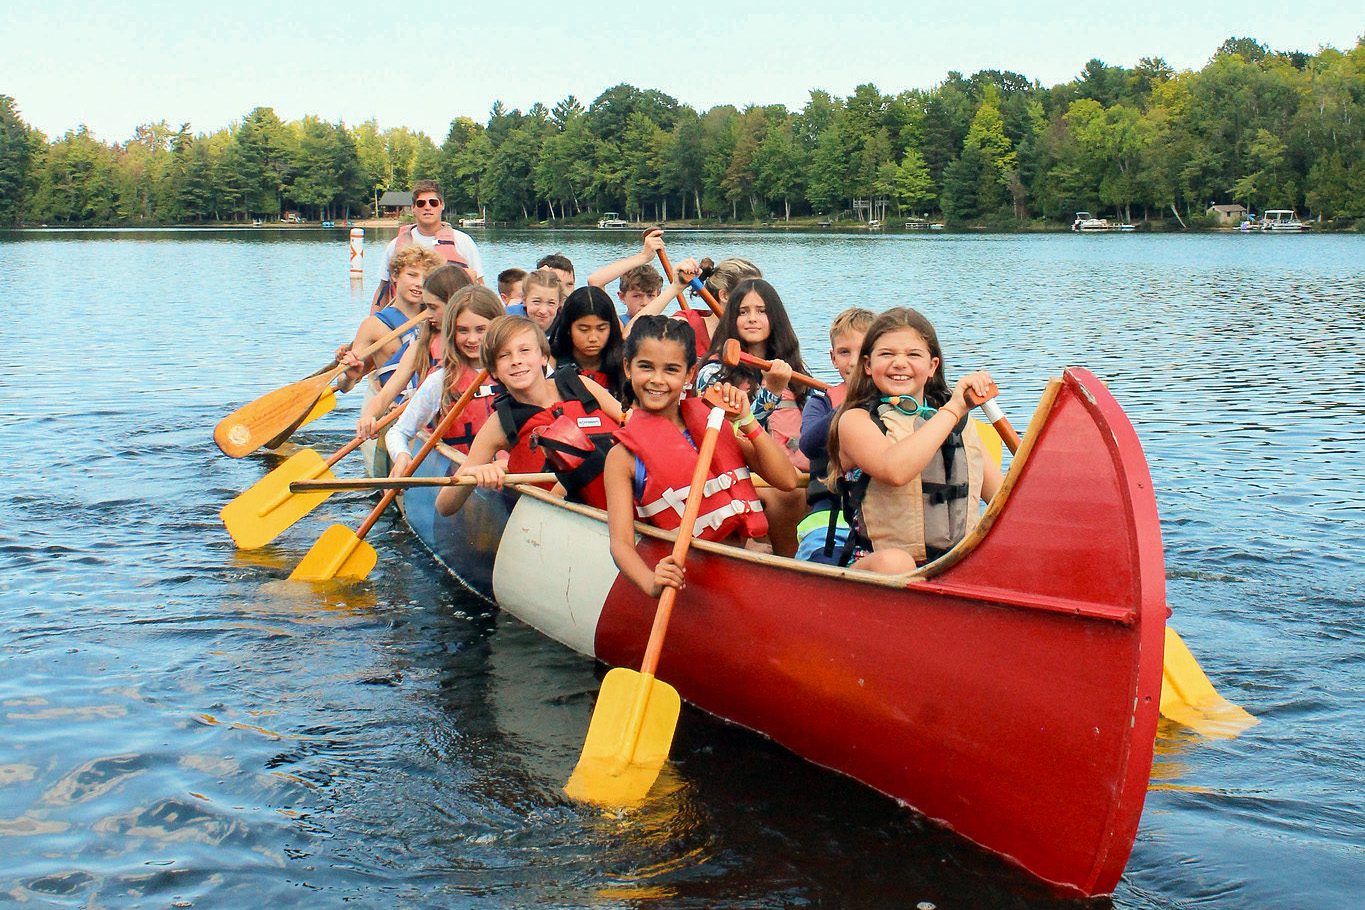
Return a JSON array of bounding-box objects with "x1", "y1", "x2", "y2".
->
[
  {"x1": 353, "y1": 369, "x2": 489, "y2": 540},
  {"x1": 722, "y1": 340, "x2": 829, "y2": 392},
  {"x1": 966, "y1": 384, "x2": 1020, "y2": 454}
]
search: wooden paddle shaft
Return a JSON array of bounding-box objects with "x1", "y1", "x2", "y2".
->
[
  {"x1": 722, "y1": 339, "x2": 830, "y2": 392},
  {"x1": 651, "y1": 231, "x2": 724, "y2": 319},
  {"x1": 322, "y1": 400, "x2": 408, "y2": 470},
  {"x1": 292, "y1": 472, "x2": 556, "y2": 492},
  {"x1": 353, "y1": 369, "x2": 489, "y2": 540},
  {"x1": 966, "y1": 385, "x2": 1021, "y2": 454},
  {"x1": 637, "y1": 407, "x2": 725, "y2": 679}
]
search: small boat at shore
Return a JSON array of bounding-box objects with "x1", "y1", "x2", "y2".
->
[
  {"x1": 1258, "y1": 209, "x2": 1308, "y2": 232},
  {"x1": 1072, "y1": 212, "x2": 1135, "y2": 232},
  {"x1": 388, "y1": 366, "x2": 1163, "y2": 897},
  {"x1": 597, "y1": 212, "x2": 630, "y2": 229}
]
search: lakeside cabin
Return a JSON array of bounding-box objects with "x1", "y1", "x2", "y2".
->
[
  {"x1": 1207, "y1": 203, "x2": 1248, "y2": 226},
  {"x1": 379, "y1": 191, "x2": 414, "y2": 218}
]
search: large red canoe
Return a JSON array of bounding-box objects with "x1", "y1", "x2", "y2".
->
[{"x1": 398, "y1": 367, "x2": 1164, "y2": 896}]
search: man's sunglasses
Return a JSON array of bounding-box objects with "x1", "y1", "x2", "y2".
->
[{"x1": 413, "y1": 198, "x2": 442, "y2": 208}]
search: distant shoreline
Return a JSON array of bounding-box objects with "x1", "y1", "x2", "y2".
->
[{"x1": 6, "y1": 218, "x2": 1353, "y2": 234}]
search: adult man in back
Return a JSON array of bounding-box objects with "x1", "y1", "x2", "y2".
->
[{"x1": 372, "y1": 179, "x2": 484, "y2": 309}]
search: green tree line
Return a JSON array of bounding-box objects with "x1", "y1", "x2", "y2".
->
[{"x1": 1, "y1": 35, "x2": 1361, "y2": 228}]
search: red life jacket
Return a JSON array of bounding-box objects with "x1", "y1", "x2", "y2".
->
[
  {"x1": 614, "y1": 397, "x2": 768, "y2": 542},
  {"x1": 495, "y1": 368, "x2": 618, "y2": 506},
  {"x1": 440, "y1": 365, "x2": 500, "y2": 454},
  {"x1": 676, "y1": 308, "x2": 711, "y2": 359},
  {"x1": 396, "y1": 222, "x2": 471, "y2": 272}
]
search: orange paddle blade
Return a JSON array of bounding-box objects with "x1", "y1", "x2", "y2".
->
[
  {"x1": 564, "y1": 667, "x2": 682, "y2": 806},
  {"x1": 220, "y1": 448, "x2": 338, "y2": 549},
  {"x1": 288, "y1": 524, "x2": 378, "y2": 582},
  {"x1": 215, "y1": 371, "x2": 338, "y2": 458}
]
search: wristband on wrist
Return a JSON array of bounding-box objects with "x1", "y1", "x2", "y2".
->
[{"x1": 741, "y1": 421, "x2": 764, "y2": 441}]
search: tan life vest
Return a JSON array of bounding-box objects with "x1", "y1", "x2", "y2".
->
[{"x1": 857, "y1": 405, "x2": 987, "y2": 565}]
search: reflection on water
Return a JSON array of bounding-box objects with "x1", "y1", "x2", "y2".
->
[{"x1": 1, "y1": 230, "x2": 1362, "y2": 907}]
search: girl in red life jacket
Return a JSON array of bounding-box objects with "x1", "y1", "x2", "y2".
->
[
  {"x1": 383, "y1": 286, "x2": 505, "y2": 473},
  {"x1": 357, "y1": 264, "x2": 473, "y2": 439},
  {"x1": 547, "y1": 287, "x2": 626, "y2": 401},
  {"x1": 826, "y1": 307, "x2": 1004, "y2": 575},
  {"x1": 434, "y1": 316, "x2": 623, "y2": 517},
  {"x1": 694, "y1": 278, "x2": 810, "y2": 557},
  {"x1": 603, "y1": 315, "x2": 798, "y2": 598}
]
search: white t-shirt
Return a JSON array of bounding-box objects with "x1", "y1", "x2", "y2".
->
[{"x1": 381, "y1": 224, "x2": 484, "y2": 282}]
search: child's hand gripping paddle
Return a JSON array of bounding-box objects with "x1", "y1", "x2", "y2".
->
[
  {"x1": 214, "y1": 311, "x2": 423, "y2": 458},
  {"x1": 649, "y1": 228, "x2": 724, "y2": 319},
  {"x1": 721, "y1": 338, "x2": 830, "y2": 391},
  {"x1": 287, "y1": 370, "x2": 488, "y2": 582},
  {"x1": 220, "y1": 402, "x2": 408, "y2": 549},
  {"x1": 564, "y1": 400, "x2": 731, "y2": 806}
]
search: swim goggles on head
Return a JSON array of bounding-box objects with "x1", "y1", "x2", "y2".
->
[{"x1": 880, "y1": 395, "x2": 938, "y2": 420}]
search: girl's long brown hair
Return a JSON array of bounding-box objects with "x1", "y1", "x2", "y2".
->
[
  {"x1": 440, "y1": 286, "x2": 504, "y2": 411},
  {"x1": 410, "y1": 265, "x2": 474, "y2": 385},
  {"x1": 824, "y1": 307, "x2": 949, "y2": 491}
]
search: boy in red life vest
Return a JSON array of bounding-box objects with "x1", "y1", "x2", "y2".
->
[
  {"x1": 371, "y1": 180, "x2": 484, "y2": 309},
  {"x1": 603, "y1": 316, "x2": 798, "y2": 598},
  {"x1": 434, "y1": 316, "x2": 622, "y2": 517},
  {"x1": 795, "y1": 307, "x2": 875, "y2": 563}
]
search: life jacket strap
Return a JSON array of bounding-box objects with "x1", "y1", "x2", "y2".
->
[
  {"x1": 922, "y1": 480, "x2": 969, "y2": 505},
  {"x1": 634, "y1": 468, "x2": 753, "y2": 519}
]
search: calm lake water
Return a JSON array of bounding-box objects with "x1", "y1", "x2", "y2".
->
[{"x1": 1, "y1": 227, "x2": 1361, "y2": 908}]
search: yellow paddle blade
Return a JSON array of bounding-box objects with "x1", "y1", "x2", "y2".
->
[
  {"x1": 296, "y1": 387, "x2": 336, "y2": 430},
  {"x1": 565, "y1": 668, "x2": 681, "y2": 807},
  {"x1": 288, "y1": 524, "x2": 377, "y2": 582},
  {"x1": 1160, "y1": 626, "x2": 1258, "y2": 738},
  {"x1": 973, "y1": 418, "x2": 1004, "y2": 468},
  {"x1": 220, "y1": 448, "x2": 337, "y2": 549}
]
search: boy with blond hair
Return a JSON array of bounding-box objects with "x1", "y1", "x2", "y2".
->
[
  {"x1": 339, "y1": 245, "x2": 444, "y2": 392},
  {"x1": 795, "y1": 306, "x2": 876, "y2": 563}
]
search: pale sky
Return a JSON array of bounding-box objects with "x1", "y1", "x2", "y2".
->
[{"x1": 4, "y1": 1, "x2": 1360, "y2": 142}]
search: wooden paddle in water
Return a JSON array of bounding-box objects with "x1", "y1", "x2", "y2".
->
[
  {"x1": 650, "y1": 229, "x2": 725, "y2": 319},
  {"x1": 721, "y1": 338, "x2": 830, "y2": 391},
  {"x1": 967, "y1": 386, "x2": 1256, "y2": 736},
  {"x1": 288, "y1": 370, "x2": 488, "y2": 582},
  {"x1": 220, "y1": 402, "x2": 408, "y2": 550},
  {"x1": 214, "y1": 311, "x2": 424, "y2": 458},
  {"x1": 565, "y1": 401, "x2": 730, "y2": 806}
]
